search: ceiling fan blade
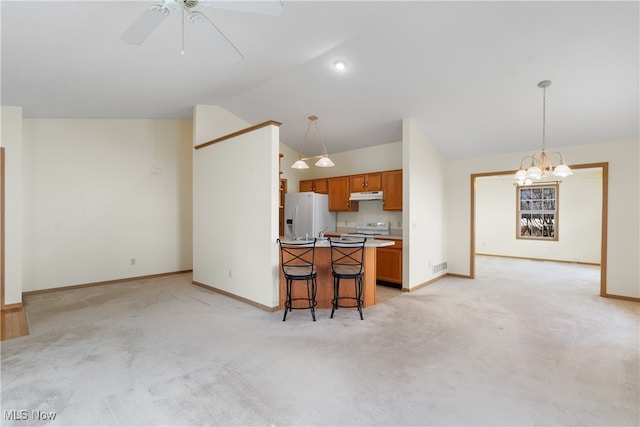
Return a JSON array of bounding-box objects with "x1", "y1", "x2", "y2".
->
[
  {"x1": 121, "y1": 6, "x2": 169, "y2": 45},
  {"x1": 199, "y1": 0, "x2": 283, "y2": 16},
  {"x1": 189, "y1": 11, "x2": 244, "y2": 60}
]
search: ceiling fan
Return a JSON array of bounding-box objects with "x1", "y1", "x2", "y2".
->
[{"x1": 121, "y1": 0, "x2": 283, "y2": 58}]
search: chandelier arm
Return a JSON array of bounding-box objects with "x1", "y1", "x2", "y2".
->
[
  {"x1": 548, "y1": 151, "x2": 565, "y2": 165},
  {"x1": 530, "y1": 153, "x2": 540, "y2": 167},
  {"x1": 516, "y1": 155, "x2": 528, "y2": 170}
]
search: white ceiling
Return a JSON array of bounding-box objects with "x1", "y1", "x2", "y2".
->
[{"x1": 2, "y1": 1, "x2": 638, "y2": 159}]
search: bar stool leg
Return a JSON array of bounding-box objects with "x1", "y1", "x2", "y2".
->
[
  {"x1": 283, "y1": 278, "x2": 291, "y2": 321},
  {"x1": 312, "y1": 277, "x2": 317, "y2": 321},
  {"x1": 306, "y1": 278, "x2": 316, "y2": 321},
  {"x1": 330, "y1": 276, "x2": 339, "y2": 319},
  {"x1": 355, "y1": 276, "x2": 364, "y2": 320}
]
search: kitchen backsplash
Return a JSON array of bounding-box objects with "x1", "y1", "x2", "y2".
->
[{"x1": 336, "y1": 200, "x2": 403, "y2": 232}]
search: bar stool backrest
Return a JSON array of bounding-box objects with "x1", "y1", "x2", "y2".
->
[
  {"x1": 329, "y1": 238, "x2": 366, "y2": 277},
  {"x1": 277, "y1": 238, "x2": 317, "y2": 278}
]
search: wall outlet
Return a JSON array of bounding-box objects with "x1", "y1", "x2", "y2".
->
[
  {"x1": 130, "y1": 258, "x2": 136, "y2": 265},
  {"x1": 229, "y1": 268, "x2": 232, "y2": 278}
]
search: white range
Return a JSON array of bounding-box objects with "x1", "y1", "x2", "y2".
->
[{"x1": 341, "y1": 221, "x2": 391, "y2": 240}]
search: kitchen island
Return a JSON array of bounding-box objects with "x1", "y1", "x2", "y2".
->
[{"x1": 278, "y1": 238, "x2": 394, "y2": 310}]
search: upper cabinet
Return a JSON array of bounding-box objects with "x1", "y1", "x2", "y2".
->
[
  {"x1": 350, "y1": 173, "x2": 381, "y2": 192},
  {"x1": 299, "y1": 179, "x2": 328, "y2": 194},
  {"x1": 328, "y1": 176, "x2": 359, "y2": 212},
  {"x1": 297, "y1": 169, "x2": 401, "y2": 212},
  {"x1": 381, "y1": 169, "x2": 403, "y2": 211}
]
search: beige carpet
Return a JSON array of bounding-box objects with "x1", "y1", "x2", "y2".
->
[
  {"x1": 375, "y1": 284, "x2": 402, "y2": 302},
  {"x1": 1, "y1": 256, "x2": 638, "y2": 426}
]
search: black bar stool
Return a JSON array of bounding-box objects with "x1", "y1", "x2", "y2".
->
[
  {"x1": 329, "y1": 238, "x2": 366, "y2": 320},
  {"x1": 277, "y1": 238, "x2": 318, "y2": 321}
]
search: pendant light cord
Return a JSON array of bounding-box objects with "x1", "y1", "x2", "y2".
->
[{"x1": 312, "y1": 119, "x2": 330, "y2": 156}]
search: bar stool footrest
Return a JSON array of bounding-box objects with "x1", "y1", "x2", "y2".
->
[
  {"x1": 331, "y1": 296, "x2": 363, "y2": 309},
  {"x1": 285, "y1": 298, "x2": 318, "y2": 310}
]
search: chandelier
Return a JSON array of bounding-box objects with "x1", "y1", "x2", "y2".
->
[
  {"x1": 514, "y1": 80, "x2": 573, "y2": 185},
  {"x1": 291, "y1": 115, "x2": 335, "y2": 169}
]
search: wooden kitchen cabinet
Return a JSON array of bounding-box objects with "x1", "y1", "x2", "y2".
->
[
  {"x1": 376, "y1": 238, "x2": 403, "y2": 286},
  {"x1": 328, "y1": 176, "x2": 358, "y2": 211},
  {"x1": 279, "y1": 178, "x2": 287, "y2": 236},
  {"x1": 299, "y1": 169, "x2": 401, "y2": 211},
  {"x1": 381, "y1": 169, "x2": 403, "y2": 211},
  {"x1": 299, "y1": 179, "x2": 328, "y2": 194},
  {"x1": 350, "y1": 173, "x2": 381, "y2": 191}
]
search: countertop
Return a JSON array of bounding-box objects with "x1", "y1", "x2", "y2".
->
[
  {"x1": 278, "y1": 238, "x2": 394, "y2": 248},
  {"x1": 326, "y1": 228, "x2": 403, "y2": 240}
]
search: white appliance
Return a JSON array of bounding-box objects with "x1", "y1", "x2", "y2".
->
[
  {"x1": 284, "y1": 192, "x2": 337, "y2": 239},
  {"x1": 341, "y1": 221, "x2": 391, "y2": 240},
  {"x1": 349, "y1": 191, "x2": 383, "y2": 201}
]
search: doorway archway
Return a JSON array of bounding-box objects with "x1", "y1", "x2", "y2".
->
[{"x1": 470, "y1": 162, "x2": 608, "y2": 296}]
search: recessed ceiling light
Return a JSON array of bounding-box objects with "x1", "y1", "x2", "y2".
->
[{"x1": 332, "y1": 59, "x2": 349, "y2": 72}]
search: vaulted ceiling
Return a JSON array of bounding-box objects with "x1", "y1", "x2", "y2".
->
[{"x1": 2, "y1": 1, "x2": 638, "y2": 159}]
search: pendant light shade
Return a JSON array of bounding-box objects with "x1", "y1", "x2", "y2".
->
[
  {"x1": 315, "y1": 156, "x2": 335, "y2": 167},
  {"x1": 291, "y1": 159, "x2": 310, "y2": 169}
]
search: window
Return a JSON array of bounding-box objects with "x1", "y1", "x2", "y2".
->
[{"x1": 516, "y1": 184, "x2": 558, "y2": 240}]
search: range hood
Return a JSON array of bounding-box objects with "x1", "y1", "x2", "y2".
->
[{"x1": 349, "y1": 191, "x2": 383, "y2": 201}]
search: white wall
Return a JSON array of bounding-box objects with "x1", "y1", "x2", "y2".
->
[
  {"x1": 193, "y1": 105, "x2": 250, "y2": 146},
  {"x1": 0, "y1": 107, "x2": 23, "y2": 304},
  {"x1": 21, "y1": 119, "x2": 193, "y2": 291},
  {"x1": 193, "y1": 106, "x2": 280, "y2": 308},
  {"x1": 447, "y1": 139, "x2": 640, "y2": 299},
  {"x1": 403, "y1": 118, "x2": 448, "y2": 289},
  {"x1": 337, "y1": 200, "x2": 403, "y2": 231},
  {"x1": 476, "y1": 171, "x2": 602, "y2": 263}
]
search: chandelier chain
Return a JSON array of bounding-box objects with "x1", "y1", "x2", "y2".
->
[{"x1": 541, "y1": 84, "x2": 547, "y2": 150}]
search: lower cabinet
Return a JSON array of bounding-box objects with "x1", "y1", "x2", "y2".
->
[{"x1": 376, "y1": 238, "x2": 402, "y2": 287}]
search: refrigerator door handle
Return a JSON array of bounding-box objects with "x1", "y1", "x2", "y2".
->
[{"x1": 293, "y1": 204, "x2": 298, "y2": 238}]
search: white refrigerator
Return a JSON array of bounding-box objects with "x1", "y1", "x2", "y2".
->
[{"x1": 284, "y1": 192, "x2": 336, "y2": 239}]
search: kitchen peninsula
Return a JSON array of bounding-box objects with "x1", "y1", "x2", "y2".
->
[{"x1": 278, "y1": 238, "x2": 394, "y2": 309}]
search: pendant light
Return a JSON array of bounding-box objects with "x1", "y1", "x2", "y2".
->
[
  {"x1": 514, "y1": 80, "x2": 573, "y2": 184},
  {"x1": 291, "y1": 115, "x2": 335, "y2": 169}
]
